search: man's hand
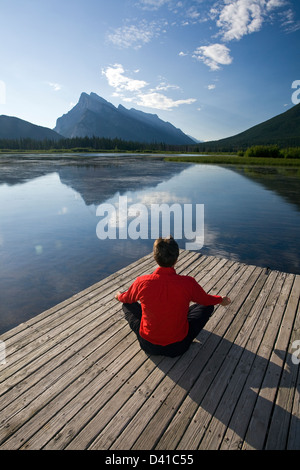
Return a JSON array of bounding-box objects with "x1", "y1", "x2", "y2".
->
[
  {"x1": 115, "y1": 291, "x2": 122, "y2": 301},
  {"x1": 221, "y1": 296, "x2": 231, "y2": 306}
]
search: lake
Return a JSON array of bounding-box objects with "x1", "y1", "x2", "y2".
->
[{"x1": 1, "y1": 153, "x2": 300, "y2": 334}]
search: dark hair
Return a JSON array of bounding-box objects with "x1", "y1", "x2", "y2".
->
[{"x1": 153, "y1": 236, "x2": 179, "y2": 267}]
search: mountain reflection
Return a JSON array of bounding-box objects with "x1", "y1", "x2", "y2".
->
[
  {"x1": 58, "y1": 156, "x2": 188, "y2": 206},
  {"x1": 1, "y1": 154, "x2": 300, "y2": 211},
  {"x1": 0, "y1": 154, "x2": 187, "y2": 205}
]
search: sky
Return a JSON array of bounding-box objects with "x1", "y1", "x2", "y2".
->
[{"x1": 0, "y1": 0, "x2": 300, "y2": 141}]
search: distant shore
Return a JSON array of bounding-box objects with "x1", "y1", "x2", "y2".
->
[
  {"x1": 164, "y1": 154, "x2": 300, "y2": 167},
  {"x1": 0, "y1": 149, "x2": 300, "y2": 167}
]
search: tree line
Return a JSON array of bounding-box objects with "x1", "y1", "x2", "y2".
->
[
  {"x1": 0, "y1": 136, "x2": 195, "y2": 153},
  {"x1": 0, "y1": 137, "x2": 299, "y2": 158}
]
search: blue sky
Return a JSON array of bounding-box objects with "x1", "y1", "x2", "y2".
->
[{"x1": 0, "y1": 0, "x2": 300, "y2": 141}]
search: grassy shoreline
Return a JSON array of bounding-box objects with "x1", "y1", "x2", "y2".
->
[
  {"x1": 164, "y1": 154, "x2": 300, "y2": 167},
  {"x1": 0, "y1": 149, "x2": 300, "y2": 167}
]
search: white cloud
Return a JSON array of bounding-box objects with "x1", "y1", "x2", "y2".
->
[
  {"x1": 122, "y1": 96, "x2": 135, "y2": 103},
  {"x1": 279, "y1": 7, "x2": 300, "y2": 33},
  {"x1": 213, "y1": 0, "x2": 288, "y2": 42},
  {"x1": 187, "y1": 6, "x2": 201, "y2": 19},
  {"x1": 102, "y1": 64, "x2": 148, "y2": 92},
  {"x1": 136, "y1": 92, "x2": 196, "y2": 110},
  {"x1": 107, "y1": 21, "x2": 161, "y2": 49},
  {"x1": 153, "y1": 81, "x2": 180, "y2": 92},
  {"x1": 137, "y1": 191, "x2": 191, "y2": 205},
  {"x1": 141, "y1": 80, "x2": 193, "y2": 109},
  {"x1": 179, "y1": 5, "x2": 204, "y2": 27},
  {"x1": 207, "y1": 84, "x2": 216, "y2": 90},
  {"x1": 266, "y1": 0, "x2": 286, "y2": 10},
  {"x1": 137, "y1": 0, "x2": 171, "y2": 10},
  {"x1": 102, "y1": 64, "x2": 196, "y2": 111},
  {"x1": 193, "y1": 43, "x2": 233, "y2": 70},
  {"x1": 216, "y1": 0, "x2": 263, "y2": 41},
  {"x1": 47, "y1": 82, "x2": 62, "y2": 91},
  {"x1": 136, "y1": 0, "x2": 206, "y2": 32}
]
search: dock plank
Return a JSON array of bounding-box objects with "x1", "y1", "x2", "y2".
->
[
  {"x1": 0, "y1": 251, "x2": 299, "y2": 450},
  {"x1": 199, "y1": 271, "x2": 293, "y2": 450}
]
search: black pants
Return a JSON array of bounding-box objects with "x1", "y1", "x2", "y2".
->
[{"x1": 122, "y1": 302, "x2": 214, "y2": 357}]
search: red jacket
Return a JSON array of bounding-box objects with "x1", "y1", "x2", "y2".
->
[{"x1": 118, "y1": 266, "x2": 223, "y2": 346}]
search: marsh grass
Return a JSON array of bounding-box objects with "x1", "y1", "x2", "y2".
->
[{"x1": 164, "y1": 154, "x2": 300, "y2": 167}]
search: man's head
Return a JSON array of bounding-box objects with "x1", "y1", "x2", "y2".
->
[{"x1": 153, "y1": 236, "x2": 179, "y2": 267}]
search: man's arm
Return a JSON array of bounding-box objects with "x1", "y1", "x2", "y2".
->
[
  {"x1": 114, "y1": 279, "x2": 140, "y2": 303},
  {"x1": 220, "y1": 296, "x2": 231, "y2": 306},
  {"x1": 191, "y1": 278, "x2": 231, "y2": 306}
]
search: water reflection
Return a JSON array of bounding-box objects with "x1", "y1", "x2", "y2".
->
[
  {"x1": 231, "y1": 166, "x2": 300, "y2": 211},
  {"x1": 0, "y1": 154, "x2": 300, "y2": 334}
]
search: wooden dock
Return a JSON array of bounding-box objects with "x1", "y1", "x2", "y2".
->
[{"x1": 0, "y1": 250, "x2": 299, "y2": 451}]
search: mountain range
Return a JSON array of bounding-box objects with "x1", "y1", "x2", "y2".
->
[
  {"x1": 201, "y1": 102, "x2": 300, "y2": 150},
  {"x1": 0, "y1": 92, "x2": 299, "y2": 148},
  {"x1": 0, "y1": 115, "x2": 62, "y2": 141},
  {"x1": 54, "y1": 92, "x2": 194, "y2": 145}
]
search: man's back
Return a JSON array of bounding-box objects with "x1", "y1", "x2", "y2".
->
[{"x1": 118, "y1": 266, "x2": 222, "y2": 345}]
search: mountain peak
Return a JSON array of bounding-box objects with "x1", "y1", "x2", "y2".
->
[
  {"x1": 90, "y1": 92, "x2": 107, "y2": 101},
  {"x1": 78, "y1": 92, "x2": 111, "y2": 105},
  {"x1": 54, "y1": 93, "x2": 194, "y2": 144}
]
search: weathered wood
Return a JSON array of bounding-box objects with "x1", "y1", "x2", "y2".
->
[
  {"x1": 199, "y1": 272, "x2": 293, "y2": 450},
  {"x1": 0, "y1": 251, "x2": 299, "y2": 450}
]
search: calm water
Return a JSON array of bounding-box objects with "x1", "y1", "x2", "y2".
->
[{"x1": 0, "y1": 153, "x2": 300, "y2": 334}]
